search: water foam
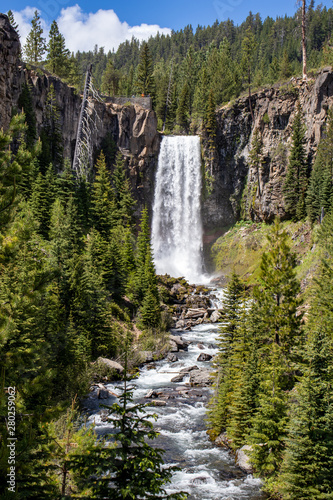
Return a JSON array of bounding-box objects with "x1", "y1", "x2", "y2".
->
[{"x1": 152, "y1": 136, "x2": 205, "y2": 283}]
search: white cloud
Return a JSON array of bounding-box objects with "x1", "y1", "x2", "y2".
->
[{"x1": 13, "y1": 4, "x2": 171, "y2": 53}]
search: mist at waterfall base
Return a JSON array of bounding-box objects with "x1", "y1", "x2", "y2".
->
[{"x1": 152, "y1": 136, "x2": 208, "y2": 284}]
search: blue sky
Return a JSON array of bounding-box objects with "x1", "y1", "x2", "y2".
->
[{"x1": 4, "y1": 0, "x2": 333, "y2": 53}]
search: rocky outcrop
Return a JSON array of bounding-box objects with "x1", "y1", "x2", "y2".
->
[
  {"x1": 235, "y1": 445, "x2": 254, "y2": 474},
  {"x1": 0, "y1": 14, "x2": 21, "y2": 130},
  {"x1": 0, "y1": 14, "x2": 160, "y2": 216},
  {"x1": 96, "y1": 357, "x2": 124, "y2": 374},
  {"x1": 202, "y1": 69, "x2": 333, "y2": 235}
]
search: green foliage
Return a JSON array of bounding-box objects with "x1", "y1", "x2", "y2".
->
[
  {"x1": 112, "y1": 152, "x2": 136, "y2": 228},
  {"x1": 307, "y1": 109, "x2": 333, "y2": 224},
  {"x1": 283, "y1": 102, "x2": 308, "y2": 220},
  {"x1": 7, "y1": 10, "x2": 19, "y2": 34},
  {"x1": 45, "y1": 20, "x2": 70, "y2": 78},
  {"x1": 204, "y1": 89, "x2": 217, "y2": 147},
  {"x1": 24, "y1": 10, "x2": 46, "y2": 64},
  {"x1": 102, "y1": 59, "x2": 120, "y2": 96},
  {"x1": 0, "y1": 113, "x2": 34, "y2": 227},
  {"x1": 17, "y1": 83, "x2": 36, "y2": 149},
  {"x1": 135, "y1": 42, "x2": 155, "y2": 96},
  {"x1": 70, "y1": 374, "x2": 187, "y2": 499},
  {"x1": 91, "y1": 151, "x2": 116, "y2": 236}
]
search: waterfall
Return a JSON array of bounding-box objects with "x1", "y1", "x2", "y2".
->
[{"x1": 152, "y1": 136, "x2": 204, "y2": 283}]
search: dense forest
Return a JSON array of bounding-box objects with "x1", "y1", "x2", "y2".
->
[{"x1": 2, "y1": 4, "x2": 333, "y2": 499}]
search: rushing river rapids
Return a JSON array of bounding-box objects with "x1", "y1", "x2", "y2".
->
[{"x1": 88, "y1": 319, "x2": 264, "y2": 500}]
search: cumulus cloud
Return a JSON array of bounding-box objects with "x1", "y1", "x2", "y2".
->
[{"x1": 13, "y1": 4, "x2": 171, "y2": 53}]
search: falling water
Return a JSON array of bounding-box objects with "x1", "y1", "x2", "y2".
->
[{"x1": 152, "y1": 136, "x2": 204, "y2": 283}]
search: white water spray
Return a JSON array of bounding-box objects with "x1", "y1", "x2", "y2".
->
[{"x1": 152, "y1": 136, "x2": 204, "y2": 283}]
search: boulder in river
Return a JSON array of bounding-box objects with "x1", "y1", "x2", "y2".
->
[
  {"x1": 167, "y1": 353, "x2": 178, "y2": 363},
  {"x1": 185, "y1": 308, "x2": 207, "y2": 319},
  {"x1": 215, "y1": 432, "x2": 233, "y2": 448},
  {"x1": 171, "y1": 373, "x2": 185, "y2": 383},
  {"x1": 180, "y1": 365, "x2": 199, "y2": 373},
  {"x1": 197, "y1": 353, "x2": 213, "y2": 361},
  {"x1": 236, "y1": 445, "x2": 254, "y2": 473},
  {"x1": 149, "y1": 400, "x2": 167, "y2": 406},
  {"x1": 189, "y1": 368, "x2": 212, "y2": 386},
  {"x1": 175, "y1": 319, "x2": 185, "y2": 329},
  {"x1": 210, "y1": 310, "x2": 221, "y2": 323},
  {"x1": 144, "y1": 390, "x2": 158, "y2": 398},
  {"x1": 191, "y1": 476, "x2": 209, "y2": 485},
  {"x1": 169, "y1": 340, "x2": 179, "y2": 352}
]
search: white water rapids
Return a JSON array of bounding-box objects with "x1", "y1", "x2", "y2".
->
[
  {"x1": 88, "y1": 320, "x2": 264, "y2": 499},
  {"x1": 152, "y1": 136, "x2": 205, "y2": 283}
]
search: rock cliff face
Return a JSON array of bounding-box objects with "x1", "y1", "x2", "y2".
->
[
  {"x1": 0, "y1": 13, "x2": 159, "y2": 215},
  {"x1": 202, "y1": 69, "x2": 333, "y2": 235}
]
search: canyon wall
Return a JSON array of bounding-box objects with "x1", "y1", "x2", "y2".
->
[
  {"x1": 0, "y1": 13, "x2": 160, "y2": 216},
  {"x1": 202, "y1": 68, "x2": 333, "y2": 237}
]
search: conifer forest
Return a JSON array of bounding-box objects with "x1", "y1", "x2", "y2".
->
[{"x1": 1, "y1": 2, "x2": 333, "y2": 499}]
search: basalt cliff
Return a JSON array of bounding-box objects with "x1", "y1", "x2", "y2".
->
[{"x1": 202, "y1": 69, "x2": 333, "y2": 238}]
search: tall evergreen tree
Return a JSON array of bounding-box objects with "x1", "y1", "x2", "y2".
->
[
  {"x1": 24, "y1": 10, "x2": 46, "y2": 64},
  {"x1": 46, "y1": 20, "x2": 70, "y2": 78},
  {"x1": 112, "y1": 152, "x2": 136, "y2": 228},
  {"x1": 101, "y1": 59, "x2": 120, "y2": 96},
  {"x1": 135, "y1": 42, "x2": 154, "y2": 97},
  {"x1": 70, "y1": 373, "x2": 187, "y2": 499},
  {"x1": 91, "y1": 152, "x2": 116, "y2": 236},
  {"x1": 283, "y1": 102, "x2": 308, "y2": 220},
  {"x1": 208, "y1": 271, "x2": 245, "y2": 434},
  {"x1": 307, "y1": 109, "x2": 333, "y2": 223}
]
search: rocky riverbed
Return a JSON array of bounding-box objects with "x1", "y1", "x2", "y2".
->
[{"x1": 84, "y1": 321, "x2": 265, "y2": 500}]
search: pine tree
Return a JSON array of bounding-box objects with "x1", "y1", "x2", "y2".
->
[
  {"x1": 70, "y1": 372, "x2": 187, "y2": 499},
  {"x1": 46, "y1": 20, "x2": 70, "y2": 78},
  {"x1": 135, "y1": 42, "x2": 155, "y2": 97},
  {"x1": 176, "y1": 81, "x2": 190, "y2": 131},
  {"x1": 24, "y1": 10, "x2": 46, "y2": 64},
  {"x1": 248, "y1": 220, "x2": 304, "y2": 481},
  {"x1": 91, "y1": 152, "x2": 116, "y2": 237},
  {"x1": 278, "y1": 327, "x2": 333, "y2": 499},
  {"x1": 253, "y1": 219, "x2": 303, "y2": 383},
  {"x1": 241, "y1": 28, "x2": 257, "y2": 121},
  {"x1": 112, "y1": 152, "x2": 136, "y2": 228},
  {"x1": 30, "y1": 164, "x2": 57, "y2": 237},
  {"x1": 283, "y1": 102, "x2": 308, "y2": 220},
  {"x1": 7, "y1": 10, "x2": 19, "y2": 33},
  {"x1": 208, "y1": 271, "x2": 245, "y2": 434},
  {"x1": 0, "y1": 113, "x2": 34, "y2": 227},
  {"x1": 279, "y1": 50, "x2": 292, "y2": 79},
  {"x1": 306, "y1": 109, "x2": 333, "y2": 223},
  {"x1": 193, "y1": 66, "x2": 209, "y2": 118},
  {"x1": 101, "y1": 59, "x2": 120, "y2": 96}
]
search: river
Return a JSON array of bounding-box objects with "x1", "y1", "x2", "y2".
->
[{"x1": 88, "y1": 312, "x2": 265, "y2": 500}]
